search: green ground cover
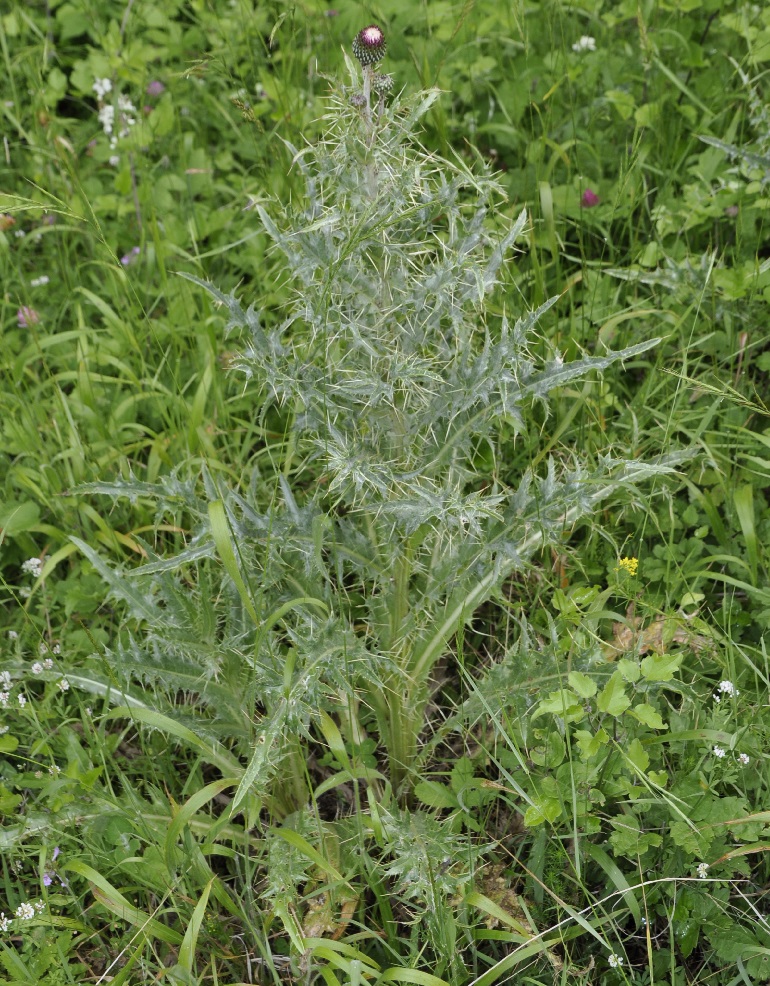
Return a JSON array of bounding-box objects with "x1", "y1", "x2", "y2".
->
[{"x1": 1, "y1": 1, "x2": 770, "y2": 983}]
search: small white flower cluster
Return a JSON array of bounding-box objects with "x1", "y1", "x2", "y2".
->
[
  {"x1": 21, "y1": 557, "x2": 43, "y2": 579},
  {"x1": 711, "y1": 745, "x2": 750, "y2": 766},
  {"x1": 93, "y1": 78, "x2": 137, "y2": 152},
  {"x1": 30, "y1": 659, "x2": 54, "y2": 675},
  {"x1": 572, "y1": 35, "x2": 597, "y2": 52},
  {"x1": 697, "y1": 862, "x2": 709, "y2": 879},
  {"x1": 608, "y1": 952, "x2": 624, "y2": 968},
  {"x1": 93, "y1": 77, "x2": 112, "y2": 99},
  {"x1": 30, "y1": 275, "x2": 50, "y2": 287},
  {"x1": 0, "y1": 900, "x2": 45, "y2": 931},
  {"x1": 713, "y1": 679, "x2": 738, "y2": 703},
  {"x1": 0, "y1": 685, "x2": 28, "y2": 710}
]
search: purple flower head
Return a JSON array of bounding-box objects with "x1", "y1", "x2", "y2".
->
[
  {"x1": 52, "y1": 846, "x2": 60, "y2": 861},
  {"x1": 17, "y1": 306, "x2": 40, "y2": 327},
  {"x1": 352, "y1": 25, "x2": 387, "y2": 66},
  {"x1": 43, "y1": 871, "x2": 53, "y2": 886},
  {"x1": 581, "y1": 188, "x2": 600, "y2": 208},
  {"x1": 120, "y1": 246, "x2": 141, "y2": 266},
  {"x1": 146, "y1": 80, "x2": 165, "y2": 97}
]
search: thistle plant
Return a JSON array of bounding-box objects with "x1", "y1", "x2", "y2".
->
[{"x1": 78, "y1": 27, "x2": 678, "y2": 811}]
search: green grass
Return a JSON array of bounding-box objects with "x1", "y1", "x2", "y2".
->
[{"x1": 2, "y1": 1, "x2": 770, "y2": 983}]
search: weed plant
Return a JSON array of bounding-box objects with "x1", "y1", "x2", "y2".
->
[
  {"x1": 58, "y1": 24, "x2": 683, "y2": 982},
  {"x1": 2, "y1": 2, "x2": 770, "y2": 984}
]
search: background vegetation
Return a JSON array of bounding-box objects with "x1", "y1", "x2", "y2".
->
[{"x1": 1, "y1": 0, "x2": 769, "y2": 983}]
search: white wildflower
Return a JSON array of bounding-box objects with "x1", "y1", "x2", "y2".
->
[
  {"x1": 717, "y1": 680, "x2": 738, "y2": 696},
  {"x1": 0, "y1": 672, "x2": 11, "y2": 689},
  {"x1": 58, "y1": 679, "x2": 70, "y2": 692},
  {"x1": 43, "y1": 659, "x2": 53, "y2": 670},
  {"x1": 15, "y1": 902, "x2": 35, "y2": 920},
  {"x1": 30, "y1": 275, "x2": 50, "y2": 287},
  {"x1": 17, "y1": 694, "x2": 26, "y2": 709},
  {"x1": 697, "y1": 862, "x2": 709, "y2": 879},
  {"x1": 608, "y1": 953, "x2": 624, "y2": 968},
  {"x1": 572, "y1": 36, "x2": 597, "y2": 52},
  {"x1": 712, "y1": 745, "x2": 726, "y2": 759},
  {"x1": 98, "y1": 103, "x2": 115, "y2": 135},
  {"x1": 21, "y1": 557, "x2": 43, "y2": 578},
  {"x1": 93, "y1": 77, "x2": 113, "y2": 99},
  {"x1": 738, "y1": 753, "x2": 750, "y2": 766},
  {"x1": 31, "y1": 662, "x2": 43, "y2": 675}
]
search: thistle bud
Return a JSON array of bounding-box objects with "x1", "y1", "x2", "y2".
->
[
  {"x1": 372, "y1": 73, "x2": 394, "y2": 95},
  {"x1": 352, "y1": 25, "x2": 387, "y2": 67}
]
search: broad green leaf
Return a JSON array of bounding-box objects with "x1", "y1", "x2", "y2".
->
[
  {"x1": 640, "y1": 651, "x2": 683, "y2": 681},
  {"x1": 617, "y1": 659, "x2": 641, "y2": 683},
  {"x1": 523, "y1": 795, "x2": 562, "y2": 827},
  {"x1": 631, "y1": 703, "x2": 667, "y2": 729},
  {"x1": 568, "y1": 671, "x2": 597, "y2": 698},
  {"x1": 626, "y1": 738, "x2": 650, "y2": 773},
  {"x1": 597, "y1": 672, "x2": 631, "y2": 716},
  {"x1": 669, "y1": 820, "x2": 706, "y2": 855},
  {"x1": 532, "y1": 689, "x2": 584, "y2": 722},
  {"x1": 574, "y1": 728, "x2": 609, "y2": 760}
]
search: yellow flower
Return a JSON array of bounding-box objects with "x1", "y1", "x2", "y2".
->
[{"x1": 616, "y1": 556, "x2": 638, "y2": 576}]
